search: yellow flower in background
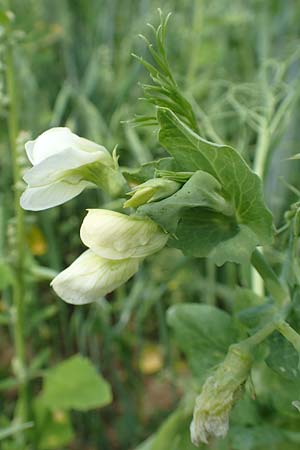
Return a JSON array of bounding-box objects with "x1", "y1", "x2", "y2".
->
[
  {"x1": 26, "y1": 225, "x2": 48, "y2": 256},
  {"x1": 138, "y1": 345, "x2": 163, "y2": 375}
]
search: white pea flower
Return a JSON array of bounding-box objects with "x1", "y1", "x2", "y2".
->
[
  {"x1": 190, "y1": 345, "x2": 252, "y2": 446},
  {"x1": 51, "y1": 209, "x2": 168, "y2": 305},
  {"x1": 123, "y1": 178, "x2": 181, "y2": 208},
  {"x1": 51, "y1": 250, "x2": 140, "y2": 305},
  {"x1": 80, "y1": 209, "x2": 168, "y2": 260},
  {"x1": 20, "y1": 127, "x2": 126, "y2": 211}
]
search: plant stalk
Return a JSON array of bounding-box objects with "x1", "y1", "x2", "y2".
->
[
  {"x1": 251, "y1": 248, "x2": 289, "y2": 305},
  {"x1": 6, "y1": 37, "x2": 29, "y2": 425},
  {"x1": 277, "y1": 321, "x2": 300, "y2": 353}
]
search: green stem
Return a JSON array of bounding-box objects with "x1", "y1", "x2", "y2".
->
[
  {"x1": 251, "y1": 249, "x2": 289, "y2": 305},
  {"x1": 6, "y1": 38, "x2": 29, "y2": 424},
  {"x1": 251, "y1": 11, "x2": 273, "y2": 297},
  {"x1": 238, "y1": 319, "x2": 278, "y2": 352},
  {"x1": 277, "y1": 321, "x2": 300, "y2": 353},
  {"x1": 253, "y1": 119, "x2": 270, "y2": 179}
]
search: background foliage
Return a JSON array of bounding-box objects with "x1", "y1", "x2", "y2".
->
[{"x1": 1, "y1": 0, "x2": 300, "y2": 449}]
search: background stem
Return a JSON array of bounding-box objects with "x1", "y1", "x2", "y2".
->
[
  {"x1": 250, "y1": 249, "x2": 289, "y2": 305},
  {"x1": 6, "y1": 36, "x2": 29, "y2": 426},
  {"x1": 277, "y1": 321, "x2": 300, "y2": 353}
]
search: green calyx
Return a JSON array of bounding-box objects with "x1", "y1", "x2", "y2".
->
[{"x1": 67, "y1": 161, "x2": 128, "y2": 198}]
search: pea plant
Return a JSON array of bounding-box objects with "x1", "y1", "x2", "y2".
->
[{"x1": 15, "y1": 10, "x2": 300, "y2": 450}]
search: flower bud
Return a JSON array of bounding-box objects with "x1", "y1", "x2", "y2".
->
[
  {"x1": 20, "y1": 128, "x2": 126, "y2": 211},
  {"x1": 51, "y1": 250, "x2": 140, "y2": 305},
  {"x1": 190, "y1": 345, "x2": 252, "y2": 446},
  {"x1": 124, "y1": 178, "x2": 181, "y2": 208},
  {"x1": 80, "y1": 209, "x2": 168, "y2": 260}
]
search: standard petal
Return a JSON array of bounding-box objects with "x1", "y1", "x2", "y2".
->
[
  {"x1": 20, "y1": 180, "x2": 89, "y2": 211},
  {"x1": 51, "y1": 250, "x2": 140, "y2": 305},
  {"x1": 23, "y1": 147, "x2": 107, "y2": 187},
  {"x1": 80, "y1": 209, "x2": 168, "y2": 259},
  {"x1": 26, "y1": 128, "x2": 80, "y2": 165},
  {"x1": 25, "y1": 127, "x2": 113, "y2": 166},
  {"x1": 24, "y1": 140, "x2": 35, "y2": 164},
  {"x1": 77, "y1": 136, "x2": 111, "y2": 159}
]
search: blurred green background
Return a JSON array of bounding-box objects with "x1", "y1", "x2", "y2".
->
[{"x1": 1, "y1": 0, "x2": 300, "y2": 449}]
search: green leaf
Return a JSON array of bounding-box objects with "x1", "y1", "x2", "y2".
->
[
  {"x1": 41, "y1": 355, "x2": 112, "y2": 411},
  {"x1": 170, "y1": 210, "x2": 253, "y2": 263},
  {"x1": 167, "y1": 304, "x2": 238, "y2": 380},
  {"x1": 266, "y1": 331, "x2": 300, "y2": 380},
  {"x1": 138, "y1": 170, "x2": 233, "y2": 233},
  {"x1": 34, "y1": 398, "x2": 74, "y2": 450},
  {"x1": 154, "y1": 107, "x2": 273, "y2": 265}
]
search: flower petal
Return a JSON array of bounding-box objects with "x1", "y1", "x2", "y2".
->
[
  {"x1": 77, "y1": 136, "x2": 110, "y2": 156},
  {"x1": 25, "y1": 127, "x2": 111, "y2": 165},
  {"x1": 51, "y1": 250, "x2": 140, "y2": 305},
  {"x1": 23, "y1": 147, "x2": 106, "y2": 187},
  {"x1": 26, "y1": 128, "x2": 79, "y2": 165},
  {"x1": 20, "y1": 180, "x2": 90, "y2": 211},
  {"x1": 24, "y1": 140, "x2": 35, "y2": 164},
  {"x1": 80, "y1": 209, "x2": 168, "y2": 259}
]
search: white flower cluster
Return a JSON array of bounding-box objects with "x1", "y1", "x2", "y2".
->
[
  {"x1": 20, "y1": 127, "x2": 169, "y2": 304},
  {"x1": 51, "y1": 209, "x2": 168, "y2": 304}
]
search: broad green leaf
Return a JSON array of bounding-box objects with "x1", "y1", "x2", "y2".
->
[
  {"x1": 138, "y1": 170, "x2": 233, "y2": 233},
  {"x1": 154, "y1": 107, "x2": 273, "y2": 265},
  {"x1": 41, "y1": 355, "x2": 112, "y2": 411},
  {"x1": 169, "y1": 210, "x2": 255, "y2": 263},
  {"x1": 266, "y1": 331, "x2": 300, "y2": 380},
  {"x1": 167, "y1": 304, "x2": 238, "y2": 380}
]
